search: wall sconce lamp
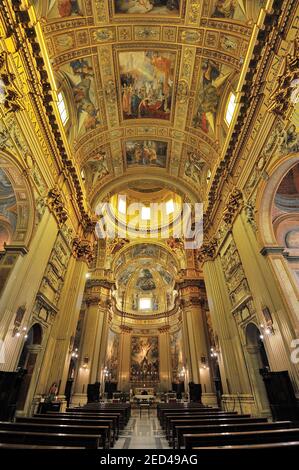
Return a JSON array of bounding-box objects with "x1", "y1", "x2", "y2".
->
[
  {"x1": 200, "y1": 356, "x2": 209, "y2": 370},
  {"x1": 259, "y1": 323, "x2": 274, "y2": 339},
  {"x1": 13, "y1": 325, "x2": 28, "y2": 339},
  {"x1": 71, "y1": 348, "x2": 79, "y2": 358},
  {"x1": 210, "y1": 347, "x2": 218, "y2": 358},
  {"x1": 260, "y1": 306, "x2": 275, "y2": 339},
  {"x1": 82, "y1": 356, "x2": 89, "y2": 369}
]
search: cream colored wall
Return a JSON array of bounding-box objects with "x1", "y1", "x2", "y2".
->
[
  {"x1": 234, "y1": 212, "x2": 299, "y2": 392},
  {"x1": 0, "y1": 209, "x2": 58, "y2": 372},
  {"x1": 35, "y1": 255, "x2": 87, "y2": 397}
]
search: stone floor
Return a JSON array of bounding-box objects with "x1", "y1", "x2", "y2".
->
[{"x1": 114, "y1": 409, "x2": 170, "y2": 449}]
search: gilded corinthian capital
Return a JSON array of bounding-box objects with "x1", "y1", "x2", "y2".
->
[
  {"x1": 72, "y1": 237, "x2": 94, "y2": 264},
  {"x1": 47, "y1": 187, "x2": 68, "y2": 226}
]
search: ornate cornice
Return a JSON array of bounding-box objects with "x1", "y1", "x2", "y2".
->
[
  {"x1": 204, "y1": 1, "x2": 292, "y2": 231},
  {"x1": 47, "y1": 187, "x2": 68, "y2": 226},
  {"x1": 86, "y1": 279, "x2": 115, "y2": 290},
  {"x1": 120, "y1": 324, "x2": 132, "y2": 334},
  {"x1": 0, "y1": 1, "x2": 95, "y2": 232},
  {"x1": 72, "y1": 237, "x2": 94, "y2": 264},
  {"x1": 158, "y1": 325, "x2": 170, "y2": 334}
]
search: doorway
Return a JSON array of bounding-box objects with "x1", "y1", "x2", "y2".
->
[
  {"x1": 245, "y1": 323, "x2": 270, "y2": 415},
  {"x1": 16, "y1": 323, "x2": 43, "y2": 410}
]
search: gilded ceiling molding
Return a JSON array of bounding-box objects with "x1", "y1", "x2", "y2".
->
[
  {"x1": 120, "y1": 324, "x2": 133, "y2": 334},
  {"x1": 72, "y1": 237, "x2": 95, "y2": 264},
  {"x1": 158, "y1": 325, "x2": 170, "y2": 334},
  {"x1": 1, "y1": 1, "x2": 95, "y2": 233},
  {"x1": 204, "y1": 0, "x2": 289, "y2": 231},
  {"x1": 268, "y1": 37, "x2": 299, "y2": 118}
]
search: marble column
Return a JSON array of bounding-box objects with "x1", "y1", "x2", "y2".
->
[
  {"x1": 72, "y1": 280, "x2": 112, "y2": 404},
  {"x1": 180, "y1": 282, "x2": 217, "y2": 405},
  {"x1": 203, "y1": 257, "x2": 255, "y2": 413}
]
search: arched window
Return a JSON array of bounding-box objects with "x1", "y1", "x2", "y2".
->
[
  {"x1": 225, "y1": 92, "x2": 236, "y2": 126},
  {"x1": 57, "y1": 91, "x2": 68, "y2": 126}
]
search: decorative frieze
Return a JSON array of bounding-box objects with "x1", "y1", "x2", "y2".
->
[
  {"x1": 38, "y1": 230, "x2": 72, "y2": 310},
  {"x1": 220, "y1": 237, "x2": 250, "y2": 307}
]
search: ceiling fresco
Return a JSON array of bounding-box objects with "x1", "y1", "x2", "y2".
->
[
  {"x1": 0, "y1": 169, "x2": 17, "y2": 250},
  {"x1": 31, "y1": 0, "x2": 264, "y2": 208}
]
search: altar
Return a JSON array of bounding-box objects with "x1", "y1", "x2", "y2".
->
[
  {"x1": 134, "y1": 394, "x2": 155, "y2": 401},
  {"x1": 134, "y1": 387, "x2": 155, "y2": 396}
]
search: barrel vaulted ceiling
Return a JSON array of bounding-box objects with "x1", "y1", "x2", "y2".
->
[{"x1": 32, "y1": 0, "x2": 265, "y2": 208}]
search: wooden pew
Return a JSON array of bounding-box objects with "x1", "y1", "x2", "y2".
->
[
  {"x1": 0, "y1": 429, "x2": 100, "y2": 449},
  {"x1": 184, "y1": 428, "x2": 299, "y2": 450},
  {"x1": 162, "y1": 411, "x2": 238, "y2": 431},
  {"x1": 158, "y1": 405, "x2": 219, "y2": 423},
  {"x1": 72, "y1": 403, "x2": 132, "y2": 423},
  {"x1": 34, "y1": 412, "x2": 120, "y2": 440},
  {"x1": 67, "y1": 406, "x2": 129, "y2": 427},
  {"x1": 169, "y1": 417, "x2": 267, "y2": 447},
  {"x1": 15, "y1": 417, "x2": 112, "y2": 448},
  {"x1": 192, "y1": 441, "x2": 299, "y2": 452},
  {"x1": 163, "y1": 412, "x2": 244, "y2": 438},
  {"x1": 175, "y1": 420, "x2": 294, "y2": 449},
  {"x1": 0, "y1": 444, "x2": 85, "y2": 449}
]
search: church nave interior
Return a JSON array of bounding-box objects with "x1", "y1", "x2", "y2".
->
[{"x1": 0, "y1": 0, "x2": 299, "y2": 463}]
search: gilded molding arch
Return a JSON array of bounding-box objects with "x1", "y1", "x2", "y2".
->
[
  {"x1": 0, "y1": 150, "x2": 36, "y2": 249},
  {"x1": 91, "y1": 170, "x2": 202, "y2": 209},
  {"x1": 256, "y1": 153, "x2": 299, "y2": 248},
  {"x1": 111, "y1": 239, "x2": 181, "y2": 276}
]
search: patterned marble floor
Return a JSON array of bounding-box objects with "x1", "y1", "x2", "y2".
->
[{"x1": 114, "y1": 409, "x2": 170, "y2": 449}]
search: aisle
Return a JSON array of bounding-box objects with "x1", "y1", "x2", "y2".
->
[{"x1": 114, "y1": 409, "x2": 170, "y2": 449}]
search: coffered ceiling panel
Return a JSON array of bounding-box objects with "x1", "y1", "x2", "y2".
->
[{"x1": 32, "y1": 0, "x2": 265, "y2": 205}]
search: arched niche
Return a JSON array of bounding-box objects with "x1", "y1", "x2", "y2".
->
[
  {"x1": 256, "y1": 155, "x2": 299, "y2": 325},
  {"x1": 0, "y1": 151, "x2": 36, "y2": 251},
  {"x1": 256, "y1": 154, "x2": 299, "y2": 247}
]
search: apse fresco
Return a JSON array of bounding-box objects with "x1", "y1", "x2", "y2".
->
[
  {"x1": 0, "y1": 169, "x2": 17, "y2": 250},
  {"x1": 46, "y1": 0, "x2": 83, "y2": 19},
  {"x1": 118, "y1": 265, "x2": 135, "y2": 286},
  {"x1": 211, "y1": 0, "x2": 246, "y2": 21},
  {"x1": 59, "y1": 57, "x2": 100, "y2": 137},
  {"x1": 136, "y1": 269, "x2": 156, "y2": 291},
  {"x1": 130, "y1": 336, "x2": 159, "y2": 382},
  {"x1": 82, "y1": 150, "x2": 109, "y2": 190},
  {"x1": 119, "y1": 50, "x2": 176, "y2": 120},
  {"x1": 132, "y1": 244, "x2": 160, "y2": 258},
  {"x1": 125, "y1": 140, "x2": 168, "y2": 168},
  {"x1": 114, "y1": 0, "x2": 181, "y2": 15},
  {"x1": 106, "y1": 330, "x2": 120, "y2": 382},
  {"x1": 184, "y1": 152, "x2": 206, "y2": 184},
  {"x1": 156, "y1": 264, "x2": 173, "y2": 285},
  {"x1": 170, "y1": 330, "x2": 183, "y2": 381},
  {"x1": 193, "y1": 60, "x2": 231, "y2": 136}
]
